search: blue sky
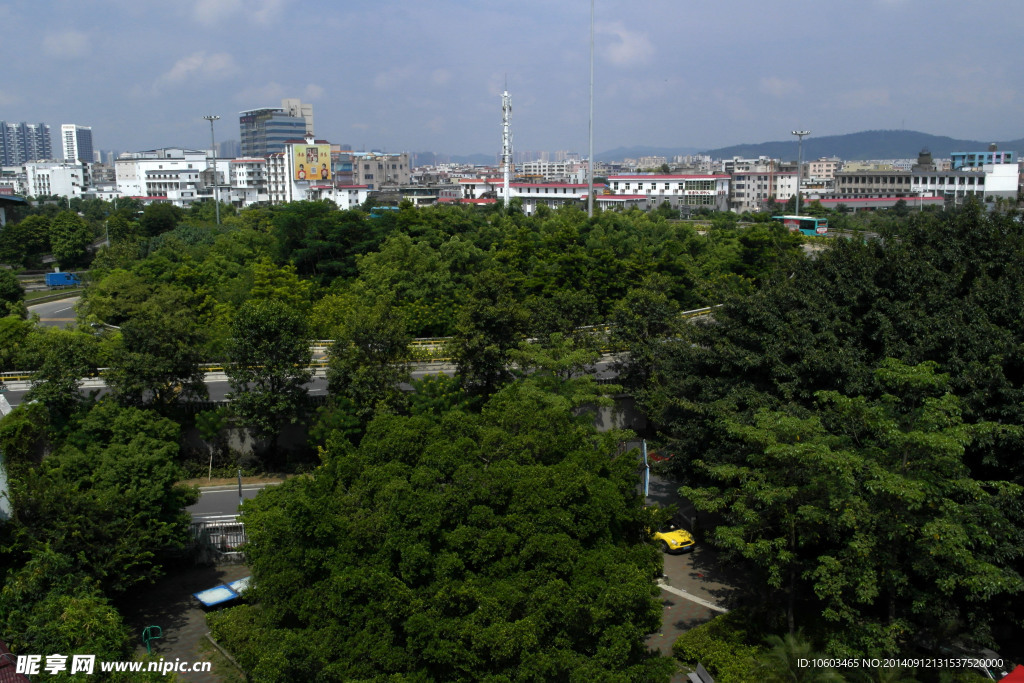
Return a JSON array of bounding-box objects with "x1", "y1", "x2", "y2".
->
[{"x1": 3, "y1": 0, "x2": 1023, "y2": 158}]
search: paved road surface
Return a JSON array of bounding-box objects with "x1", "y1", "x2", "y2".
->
[
  {"x1": 187, "y1": 483, "x2": 282, "y2": 520},
  {"x1": 28, "y1": 296, "x2": 79, "y2": 328}
]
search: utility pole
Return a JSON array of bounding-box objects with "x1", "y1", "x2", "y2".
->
[
  {"x1": 792, "y1": 130, "x2": 810, "y2": 217},
  {"x1": 204, "y1": 115, "x2": 221, "y2": 225}
]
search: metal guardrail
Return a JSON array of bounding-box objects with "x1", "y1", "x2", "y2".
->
[{"x1": 24, "y1": 289, "x2": 84, "y2": 305}]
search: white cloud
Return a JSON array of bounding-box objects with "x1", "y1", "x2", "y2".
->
[
  {"x1": 234, "y1": 81, "x2": 286, "y2": 104},
  {"x1": 598, "y1": 22, "x2": 654, "y2": 67},
  {"x1": 193, "y1": 0, "x2": 283, "y2": 26},
  {"x1": 42, "y1": 30, "x2": 91, "y2": 59},
  {"x1": 155, "y1": 52, "x2": 238, "y2": 91},
  {"x1": 759, "y1": 76, "x2": 802, "y2": 98},
  {"x1": 374, "y1": 66, "x2": 416, "y2": 90},
  {"x1": 304, "y1": 83, "x2": 325, "y2": 100},
  {"x1": 193, "y1": 0, "x2": 240, "y2": 26}
]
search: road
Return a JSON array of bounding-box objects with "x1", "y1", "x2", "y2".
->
[
  {"x1": 643, "y1": 465, "x2": 740, "y2": 661},
  {"x1": 187, "y1": 482, "x2": 282, "y2": 521},
  {"x1": 28, "y1": 296, "x2": 79, "y2": 328}
]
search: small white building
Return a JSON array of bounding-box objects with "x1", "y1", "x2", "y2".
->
[
  {"x1": 23, "y1": 161, "x2": 86, "y2": 198},
  {"x1": 228, "y1": 158, "x2": 269, "y2": 207}
]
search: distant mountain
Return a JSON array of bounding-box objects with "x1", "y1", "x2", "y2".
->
[
  {"x1": 431, "y1": 130, "x2": 1024, "y2": 167},
  {"x1": 699, "y1": 130, "x2": 1024, "y2": 162}
]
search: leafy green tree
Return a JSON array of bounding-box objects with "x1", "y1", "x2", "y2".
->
[
  {"x1": 25, "y1": 329, "x2": 98, "y2": 426},
  {"x1": 6, "y1": 401, "x2": 197, "y2": 594},
  {"x1": 451, "y1": 269, "x2": 530, "y2": 396},
  {"x1": 138, "y1": 202, "x2": 182, "y2": 238},
  {"x1": 0, "y1": 268, "x2": 23, "y2": 311},
  {"x1": 610, "y1": 274, "x2": 683, "y2": 390},
  {"x1": 49, "y1": 210, "x2": 94, "y2": 267},
  {"x1": 0, "y1": 547, "x2": 132, "y2": 661},
  {"x1": 682, "y1": 361, "x2": 1024, "y2": 655},
  {"x1": 226, "y1": 299, "x2": 312, "y2": 439},
  {"x1": 0, "y1": 214, "x2": 50, "y2": 266},
  {"x1": 211, "y1": 377, "x2": 673, "y2": 682},
  {"x1": 104, "y1": 297, "x2": 208, "y2": 410},
  {"x1": 104, "y1": 210, "x2": 137, "y2": 243},
  {"x1": 325, "y1": 300, "x2": 411, "y2": 429}
]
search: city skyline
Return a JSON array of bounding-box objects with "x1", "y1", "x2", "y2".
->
[{"x1": 3, "y1": 0, "x2": 1024, "y2": 158}]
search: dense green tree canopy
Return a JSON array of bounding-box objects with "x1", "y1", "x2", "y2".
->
[
  {"x1": 638, "y1": 201, "x2": 1024, "y2": 657},
  {"x1": 209, "y1": 376, "x2": 673, "y2": 682}
]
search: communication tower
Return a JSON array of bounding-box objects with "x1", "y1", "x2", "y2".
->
[{"x1": 501, "y1": 90, "x2": 512, "y2": 208}]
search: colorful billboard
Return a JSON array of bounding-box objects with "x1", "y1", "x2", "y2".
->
[{"x1": 293, "y1": 144, "x2": 331, "y2": 181}]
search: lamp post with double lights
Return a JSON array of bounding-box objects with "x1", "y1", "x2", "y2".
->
[
  {"x1": 204, "y1": 115, "x2": 221, "y2": 225},
  {"x1": 791, "y1": 130, "x2": 810, "y2": 217}
]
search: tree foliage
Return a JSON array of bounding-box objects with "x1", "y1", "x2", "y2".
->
[
  {"x1": 210, "y1": 377, "x2": 673, "y2": 681},
  {"x1": 226, "y1": 298, "x2": 312, "y2": 438},
  {"x1": 640, "y1": 203, "x2": 1024, "y2": 657}
]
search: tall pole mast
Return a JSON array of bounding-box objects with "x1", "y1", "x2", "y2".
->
[
  {"x1": 501, "y1": 89, "x2": 513, "y2": 209},
  {"x1": 587, "y1": 0, "x2": 595, "y2": 218},
  {"x1": 791, "y1": 129, "x2": 809, "y2": 218},
  {"x1": 204, "y1": 115, "x2": 221, "y2": 225}
]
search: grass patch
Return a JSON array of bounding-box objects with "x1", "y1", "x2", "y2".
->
[{"x1": 24, "y1": 288, "x2": 83, "y2": 302}]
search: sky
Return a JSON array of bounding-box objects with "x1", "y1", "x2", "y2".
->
[{"x1": 3, "y1": 0, "x2": 1024, "y2": 159}]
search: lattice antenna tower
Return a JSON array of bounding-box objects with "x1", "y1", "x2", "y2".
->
[{"x1": 501, "y1": 86, "x2": 513, "y2": 208}]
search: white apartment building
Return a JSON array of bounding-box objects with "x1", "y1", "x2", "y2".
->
[
  {"x1": 61, "y1": 124, "x2": 93, "y2": 164},
  {"x1": 115, "y1": 148, "x2": 227, "y2": 204},
  {"x1": 517, "y1": 159, "x2": 584, "y2": 182},
  {"x1": 17, "y1": 161, "x2": 86, "y2": 198},
  {"x1": 229, "y1": 158, "x2": 268, "y2": 207},
  {"x1": 606, "y1": 174, "x2": 731, "y2": 211},
  {"x1": 805, "y1": 157, "x2": 840, "y2": 181},
  {"x1": 730, "y1": 171, "x2": 797, "y2": 213}
]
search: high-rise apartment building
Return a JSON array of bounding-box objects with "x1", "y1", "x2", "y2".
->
[
  {"x1": 61, "y1": 124, "x2": 94, "y2": 164},
  {"x1": 239, "y1": 99, "x2": 313, "y2": 158},
  {"x1": 1, "y1": 122, "x2": 53, "y2": 165}
]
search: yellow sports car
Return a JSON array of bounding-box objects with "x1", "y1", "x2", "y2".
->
[{"x1": 652, "y1": 525, "x2": 695, "y2": 554}]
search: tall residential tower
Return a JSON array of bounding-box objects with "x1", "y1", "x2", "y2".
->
[{"x1": 61, "y1": 124, "x2": 94, "y2": 164}]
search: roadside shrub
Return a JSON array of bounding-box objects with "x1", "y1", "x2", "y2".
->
[{"x1": 672, "y1": 611, "x2": 763, "y2": 683}]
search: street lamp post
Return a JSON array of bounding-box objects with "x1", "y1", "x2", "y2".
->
[
  {"x1": 791, "y1": 130, "x2": 810, "y2": 217},
  {"x1": 203, "y1": 115, "x2": 221, "y2": 225}
]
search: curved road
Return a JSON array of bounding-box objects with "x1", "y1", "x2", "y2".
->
[{"x1": 28, "y1": 296, "x2": 80, "y2": 328}]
